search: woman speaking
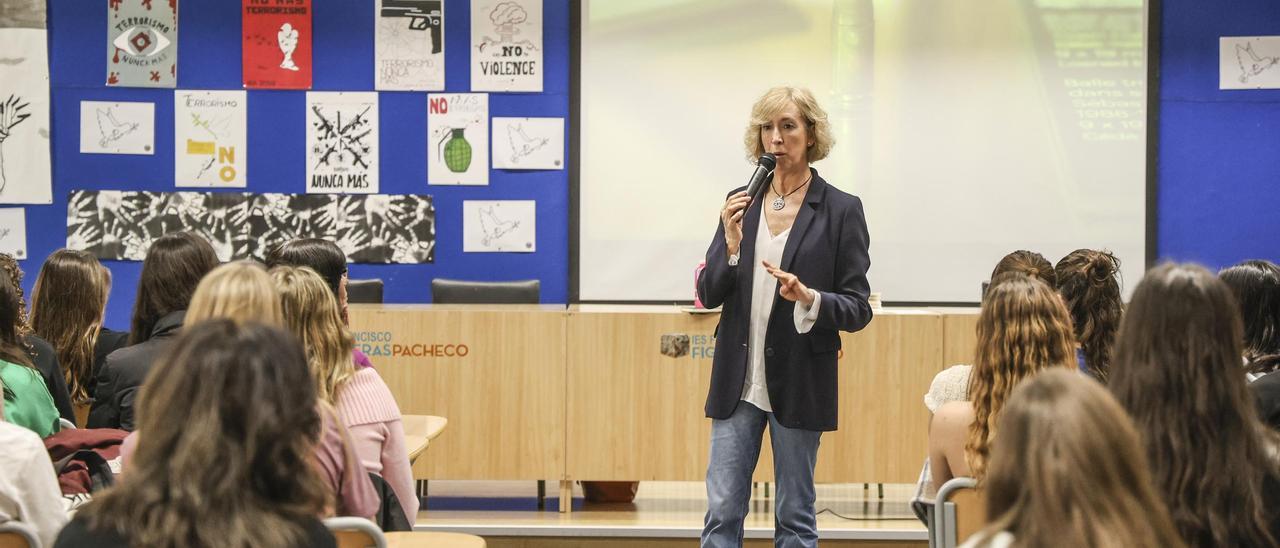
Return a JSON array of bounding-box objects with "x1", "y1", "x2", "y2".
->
[{"x1": 697, "y1": 86, "x2": 873, "y2": 548}]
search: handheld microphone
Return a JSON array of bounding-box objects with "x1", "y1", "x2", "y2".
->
[{"x1": 743, "y1": 153, "x2": 776, "y2": 200}]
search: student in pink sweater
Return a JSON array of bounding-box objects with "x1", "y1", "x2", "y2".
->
[{"x1": 271, "y1": 266, "x2": 418, "y2": 524}]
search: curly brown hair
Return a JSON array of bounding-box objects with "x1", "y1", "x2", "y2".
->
[
  {"x1": 1055, "y1": 249, "x2": 1123, "y2": 382},
  {"x1": 0, "y1": 253, "x2": 31, "y2": 340},
  {"x1": 966, "y1": 273, "x2": 1076, "y2": 480}
]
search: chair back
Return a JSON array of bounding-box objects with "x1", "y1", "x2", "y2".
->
[
  {"x1": 933, "y1": 477, "x2": 985, "y2": 548},
  {"x1": 431, "y1": 279, "x2": 539, "y2": 304},
  {"x1": 0, "y1": 521, "x2": 40, "y2": 548},
  {"x1": 324, "y1": 517, "x2": 387, "y2": 548},
  {"x1": 348, "y1": 279, "x2": 385, "y2": 304}
]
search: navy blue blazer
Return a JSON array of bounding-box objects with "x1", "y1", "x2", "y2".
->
[{"x1": 697, "y1": 170, "x2": 872, "y2": 431}]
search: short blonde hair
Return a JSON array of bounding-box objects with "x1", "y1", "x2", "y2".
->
[
  {"x1": 186, "y1": 261, "x2": 282, "y2": 326},
  {"x1": 743, "y1": 86, "x2": 834, "y2": 164}
]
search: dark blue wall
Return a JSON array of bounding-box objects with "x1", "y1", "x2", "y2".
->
[
  {"x1": 42, "y1": 0, "x2": 570, "y2": 330},
  {"x1": 1157, "y1": 1, "x2": 1280, "y2": 267}
]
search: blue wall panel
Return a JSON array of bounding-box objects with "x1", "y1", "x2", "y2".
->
[{"x1": 41, "y1": 0, "x2": 569, "y2": 330}]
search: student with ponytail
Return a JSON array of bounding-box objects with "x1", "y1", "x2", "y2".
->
[{"x1": 1054, "y1": 249, "x2": 1123, "y2": 382}]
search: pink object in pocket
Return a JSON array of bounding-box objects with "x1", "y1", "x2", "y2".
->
[{"x1": 693, "y1": 261, "x2": 707, "y2": 308}]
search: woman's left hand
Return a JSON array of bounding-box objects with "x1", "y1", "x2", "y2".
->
[{"x1": 763, "y1": 260, "x2": 814, "y2": 306}]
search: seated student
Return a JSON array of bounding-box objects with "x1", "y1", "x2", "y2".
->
[
  {"x1": 0, "y1": 378, "x2": 67, "y2": 547},
  {"x1": 118, "y1": 260, "x2": 378, "y2": 520},
  {"x1": 272, "y1": 266, "x2": 417, "y2": 524},
  {"x1": 0, "y1": 273, "x2": 59, "y2": 438},
  {"x1": 960, "y1": 370, "x2": 1185, "y2": 548},
  {"x1": 30, "y1": 249, "x2": 128, "y2": 408},
  {"x1": 0, "y1": 253, "x2": 74, "y2": 423},
  {"x1": 88, "y1": 232, "x2": 219, "y2": 431},
  {"x1": 55, "y1": 321, "x2": 336, "y2": 548},
  {"x1": 929, "y1": 273, "x2": 1076, "y2": 487},
  {"x1": 1110, "y1": 263, "x2": 1280, "y2": 547},
  {"x1": 924, "y1": 250, "x2": 1059, "y2": 412},
  {"x1": 1219, "y1": 260, "x2": 1280, "y2": 380},
  {"x1": 1054, "y1": 249, "x2": 1123, "y2": 382},
  {"x1": 265, "y1": 239, "x2": 374, "y2": 368}
]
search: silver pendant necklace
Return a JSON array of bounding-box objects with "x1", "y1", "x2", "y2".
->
[{"x1": 770, "y1": 174, "x2": 812, "y2": 211}]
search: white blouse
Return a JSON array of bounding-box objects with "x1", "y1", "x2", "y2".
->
[{"x1": 740, "y1": 215, "x2": 821, "y2": 412}]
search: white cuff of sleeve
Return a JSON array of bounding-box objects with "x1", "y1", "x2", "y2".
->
[
  {"x1": 793, "y1": 289, "x2": 821, "y2": 333},
  {"x1": 728, "y1": 253, "x2": 740, "y2": 266}
]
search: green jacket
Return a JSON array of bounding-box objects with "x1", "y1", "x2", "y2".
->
[{"x1": 1, "y1": 360, "x2": 60, "y2": 438}]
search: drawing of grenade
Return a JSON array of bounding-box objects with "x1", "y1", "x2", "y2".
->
[{"x1": 437, "y1": 127, "x2": 472, "y2": 173}]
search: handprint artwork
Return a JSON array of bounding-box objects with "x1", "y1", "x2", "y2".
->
[{"x1": 66, "y1": 190, "x2": 434, "y2": 263}]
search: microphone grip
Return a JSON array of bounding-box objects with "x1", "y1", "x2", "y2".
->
[{"x1": 744, "y1": 166, "x2": 771, "y2": 201}]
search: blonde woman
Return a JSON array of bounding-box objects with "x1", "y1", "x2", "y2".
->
[
  {"x1": 31, "y1": 250, "x2": 127, "y2": 406},
  {"x1": 185, "y1": 261, "x2": 283, "y2": 326},
  {"x1": 961, "y1": 370, "x2": 1185, "y2": 548},
  {"x1": 929, "y1": 273, "x2": 1076, "y2": 488},
  {"x1": 271, "y1": 266, "x2": 416, "y2": 524}
]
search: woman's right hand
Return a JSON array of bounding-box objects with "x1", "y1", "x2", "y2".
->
[{"x1": 720, "y1": 191, "x2": 751, "y2": 256}]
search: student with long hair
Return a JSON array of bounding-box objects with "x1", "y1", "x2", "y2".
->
[
  {"x1": 271, "y1": 265, "x2": 416, "y2": 524},
  {"x1": 0, "y1": 377, "x2": 67, "y2": 547},
  {"x1": 0, "y1": 253, "x2": 74, "y2": 422},
  {"x1": 1110, "y1": 263, "x2": 1280, "y2": 547},
  {"x1": 1054, "y1": 249, "x2": 1123, "y2": 381},
  {"x1": 88, "y1": 232, "x2": 219, "y2": 430},
  {"x1": 265, "y1": 239, "x2": 378, "y2": 368},
  {"x1": 0, "y1": 271, "x2": 59, "y2": 437},
  {"x1": 960, "y1": 370, "x2": 1185, "y2": 548},
  {"x1": 1219, "y1": 259, "x2": 1280, "y2": 378},
  {"x1": 30, "y1": 249, "x2": 127, "y2": 407},
  {"x1": 184, "y1": 261, "x2": 283, "y2": 326},
  {"x1": 929, "y1": 273, "x2": 1076, "y2": 487},
  {"x1": 924, "y1": 251, "x2": 1058, "y2": 412},
  {"x1": 55, "y1": 320, "x2": 336, "y2": 548}
]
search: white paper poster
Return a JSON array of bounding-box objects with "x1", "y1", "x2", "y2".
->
[
  {"x1": 175, "y1": 90, "x2": 248, "y2": 188},
  {"x1": 79, "y1": 101, "x2": 155, "y2": 155},
  {"x1": 463, "y1": 200, "x2": 535, "y2": 252},
  {"x1": 1220, "y1": 36, "x2": 1280, "y2": 90},
  {"x1": 0, "y1": 209, "x2": 27, "y2": 259},
  {"x1": 492, "y1": 117, "x2": 563, "y2": 170},
  {"x1": 375, "y1": 0, "x2": 445, "y2": 91},
  {"x1": 0, "y1": 29, "x2": 53, "y2": 204},
  {"x1": 428, "y1": 93, "x2": 488, "y2": 186},
  {"x1": 306, "y1": 92, "x2": 379, "y2": 194},
  {"x1": 471, "y1": 0, "x2": 543, "y2": 92}
]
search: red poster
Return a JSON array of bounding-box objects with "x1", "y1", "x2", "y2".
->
[{"x1": 242, "y1": 0, "x2": 312, "y2": 89}]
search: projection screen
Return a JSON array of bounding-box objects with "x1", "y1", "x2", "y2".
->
[{"x1": 579, "y1": 0, "x2": 1147, "y2": 303}]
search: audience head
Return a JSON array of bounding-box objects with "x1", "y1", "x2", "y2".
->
[
  {"x1": 186, "y1": 261, "x2": 282, "y2": 326},
  {"x1": 977, "y1": 370, "x2": 1185, "y2": 548},
  {"x1": 0, "y1": 253, "x2": 31, "y2": 339},
  {"x1": 968, "y1": 273, "x2": 1076, "y2": 479},
  {"x1": 30, "y1": 249, "x2": 110, "y2": 403},
  {"x1": 270, "y1": 265, "x2": 355, "y2": 404},
  {"x1": 80, "y1": 320, "x2": 328, "y2": 548},
  {"x1": 0, "y1": 270, "x2": 32, "y2": 369},
  {"x1": 989, "y1": 250, "x2": 1056, "y2": 291},
  {"x1": 130, "y1": 232, "x2": 219, "y2": 345},
  {"x1": 1111, "y1": 262, "x2": 1280, "y2": 547},
  {"x1": 265, "y1": 238, "x2": 349, "y2": 316},
  {"x1": 1054, "y1": 249, "x2": 1123, "y2": 381},
  {"x1": 1219, "y1": 259, "x2": 1280, "y2": 375}
]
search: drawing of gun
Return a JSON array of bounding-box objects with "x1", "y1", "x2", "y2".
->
[{"x1": 381, "y1": 0, "x2": 443, "y2": 54}]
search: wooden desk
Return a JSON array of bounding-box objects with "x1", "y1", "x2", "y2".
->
[
  {"x1": 348, "y1": 304, "x2": 566, "y2": 481},
  {"x1": 565, "y1": 306, "x2": 946, "y2": 484},
  {"x1": 350, "y1": 304, "x2": 981, "y2": 493},
  {"x1": 385, "y1": 531, "x2": 486, "y2": 548}
]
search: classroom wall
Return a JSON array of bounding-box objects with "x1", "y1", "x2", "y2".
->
[
  {"x1": 1156, "y1": 0, "x2": 1280, "y2": 269},
  {"x1": 39, "y1": 0, "x2": 570, "y2": 330}
]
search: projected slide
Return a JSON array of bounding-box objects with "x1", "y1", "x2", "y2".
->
[{"x1": 579, "y1": 0, "x2": 1146, "y2": 303}]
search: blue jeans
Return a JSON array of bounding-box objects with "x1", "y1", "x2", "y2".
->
[{"x1": 702, "y1": 402, "x2": 822, "y2": 548}]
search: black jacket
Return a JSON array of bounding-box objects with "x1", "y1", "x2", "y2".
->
[
  {"x1": 87, "y1": 311, "x2": 184, "y2": 431},
  {"x1": 89, "y1": 328, "x2": 130, "y2": 400},
  {"x1": 697, "y1": 172, "x2": 873, "y2": 431},
  {"x1": 26, "y1": 334, "x2": 74, "y2": 423}
]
